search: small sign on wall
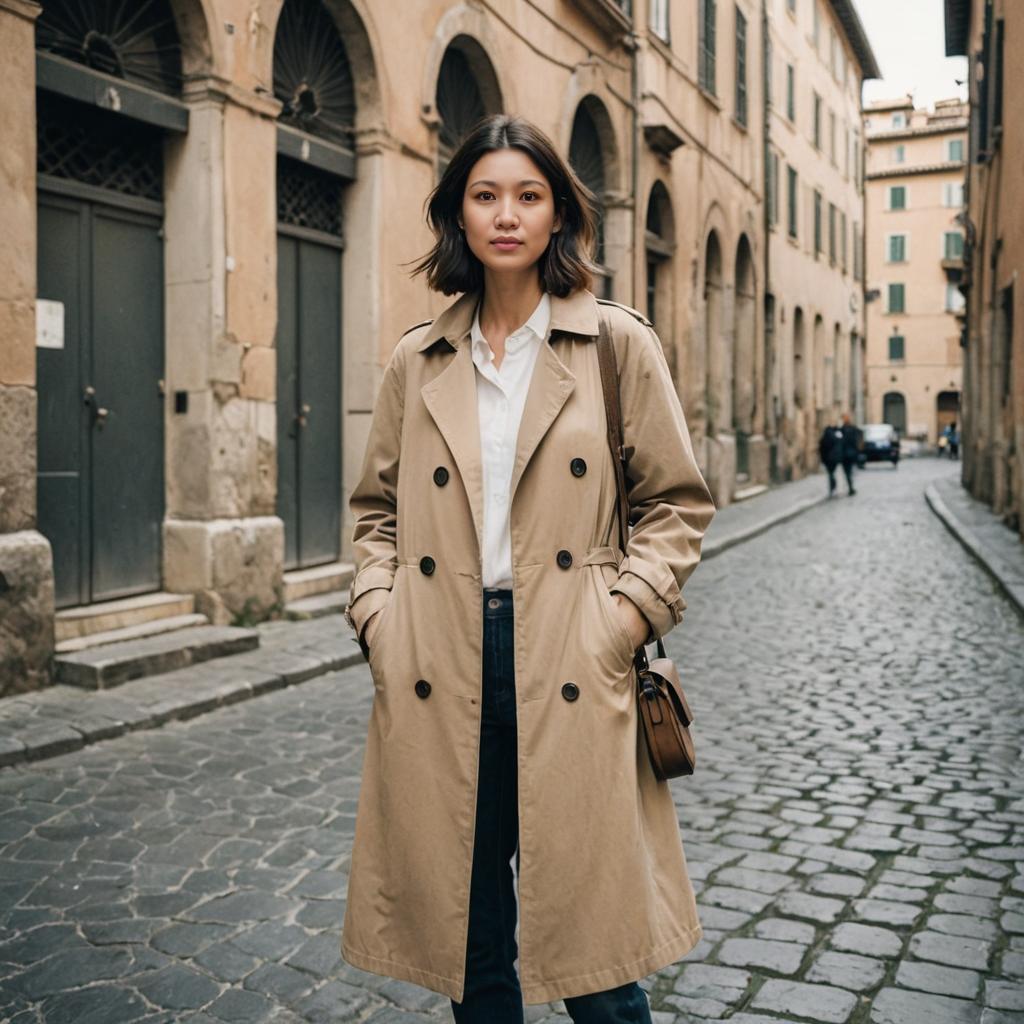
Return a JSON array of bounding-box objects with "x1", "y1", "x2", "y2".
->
[{"x1": 36, "y1": 299, "x2": 65, "y2": 350}]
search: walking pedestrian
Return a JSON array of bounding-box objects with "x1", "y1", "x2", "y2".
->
[
  {"x1": 341, "y1": 114, "x2": 716, "y2": 1023},
  {"x1": 840, "y1": 412, "x2": 858, "y2": 496},
  {"x1": 819, "y1": 419, "x2": 843, "y2": 496},
  {"x1": 949, "y1": 422, "x2": 960, "y2": 460}
]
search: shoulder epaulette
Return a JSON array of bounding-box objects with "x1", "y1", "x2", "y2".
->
[
  {"x1": 595, "y1": 298, "x2": 653, "y2": 328},
  {"x1": 400, "y1": 318, "x2": 434, "y2": 338}
]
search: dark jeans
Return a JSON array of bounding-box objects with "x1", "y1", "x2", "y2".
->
[
  {"x1": 449, "y1": 588, "x2": 653, "y2": 1024},
  {"x1": 825, "y1": 460, "x2": 855, "y2": 494}
]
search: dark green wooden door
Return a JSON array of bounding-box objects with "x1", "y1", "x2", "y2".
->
[
  {"x1": 276, "y1": 231, "x2": 342, "y2": 569},
  {"x1": 37, "y1": 193, "x2": 165, "y2": 608}
]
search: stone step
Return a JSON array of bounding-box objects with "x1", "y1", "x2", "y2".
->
[
  {"x1": 284, "y1": 587, "x2": 351, "y2": 621},
  {"x1": 282, "y1": 561, "x2": 355, "y2": 602},
  {"x1": 55, "y1": 591, "x2": 198, "y2": 643},
  {"x1": 54, "y1": 624, "x2": 260, "y2": 690},
  {"x1": 733, "y1": 483, "x2": 770, "y2": 502},
  {"x1": 56, "y1": 613, "x2": 210, "y2": 654}
]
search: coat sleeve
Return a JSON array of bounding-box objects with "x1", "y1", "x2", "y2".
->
[
  {"x1": 343, "y1": 346, "x2": 406, "y2": 655},
  {"x1": 609, "y1": 321, "x2": 716, "y2": 641}
]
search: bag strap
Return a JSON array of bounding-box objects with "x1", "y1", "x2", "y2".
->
[{"x1": 595, "y1": 309, "x2": 665, "y2": 667}]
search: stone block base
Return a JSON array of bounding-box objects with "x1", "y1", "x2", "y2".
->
[
  {"x1": 0, "y1": 531, "x2": 55, "y2": 697},
  {"x1": 747, "y1": 434, "x2": 771, "y2": 485},
  {"x1": 163, "y1": 516, "x2": 284, "y2": 626},
  {"x1": 705, "y1": 433, "x2": 737, "y2": 510}
]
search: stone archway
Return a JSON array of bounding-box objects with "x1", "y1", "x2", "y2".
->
[
  {"x1": 704, "y1": 230, "x2": 724, "y2": 438},
  {"x1": 644, "y1": 180, "x2": 676, "y2": 381},
  {"x1": 570, "y1": 96, "x2": 617, "y2": 298},
  {"x1": 435, "y1": 36, "x2": 503, "y2": 175}
]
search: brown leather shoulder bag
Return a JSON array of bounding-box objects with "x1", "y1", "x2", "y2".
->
[{"x1": 595, "y1": 310, "x2": 697, "y2": 781}]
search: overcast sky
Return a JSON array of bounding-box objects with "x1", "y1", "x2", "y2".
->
[{"x1": 853, "y1": 0, "x2": 968, "y2": 110}]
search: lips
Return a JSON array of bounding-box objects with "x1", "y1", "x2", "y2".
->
[{"x1": 491, "y1": 238, "x2": 522, "y2": 249}]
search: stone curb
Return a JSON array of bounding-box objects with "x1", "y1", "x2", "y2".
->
[
  {"x1": 702, "y1": 491, "x2": 830, "y2": 560},
  {"x1": 2, "y1": 481, "x2": 831, "y2": 770},
  {"x1": 924, "y1": 482, "x2": 1024, "y2": 619},
  {"x1": 0, "y1": 645, "x2": 367, "y2": 770}
]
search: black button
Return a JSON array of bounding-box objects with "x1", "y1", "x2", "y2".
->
[
  {"x1": 433, "y1": 466, "x2": 449, "y2": 486},
  {"x1": 570, "y1": 457, "x2": 587, "y2": 477},
  {"x1": 415, "y1": 679, "x2": 432, "y2": 698},
  {"x1": 420, "y1": 555, "x2": 436, "y2": 575},
  {"x1": 556, "y1": 549, "x2": 573, "y2": 569},
  {"x1": 561, "y1": 682, "x2": 579, "y2": 702}
]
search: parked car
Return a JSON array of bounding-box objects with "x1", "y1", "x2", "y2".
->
[{"x1": 858, "y1": 423, "x2": 901, "y2": 467}]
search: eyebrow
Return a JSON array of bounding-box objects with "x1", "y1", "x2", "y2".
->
[{"x1": 468, "y1": 179, "x2": 547, "y2": 189}]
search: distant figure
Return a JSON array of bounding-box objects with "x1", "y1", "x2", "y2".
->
[
  {"x1": 840, "y1": 413, "x2": 859, "y2": 495},
  {"x1": 818, "y1": 421, "x2": 843, "y2": 497},
  {"x1": 943, "y1": 422, "x2": 960, "y2": 460}
]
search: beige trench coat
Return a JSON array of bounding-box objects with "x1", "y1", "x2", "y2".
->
[{"x1": 340, "y1": 285, "x2": 716, "y2": 1005}]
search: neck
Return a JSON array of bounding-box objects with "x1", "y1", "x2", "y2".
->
[{"x1": 479, "y1": 268, "x2": 544, "y2": 334}]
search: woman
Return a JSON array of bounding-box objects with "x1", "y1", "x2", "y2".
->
[{"x1": 341, "y1": 114, "x2": 715, "y2": 1023}]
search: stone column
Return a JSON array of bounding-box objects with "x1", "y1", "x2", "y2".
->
[
  {"x1": 0, "y1": 0, "x2": 55, "y2": 696},
  {"x1": 162, "y1": 81, "x2": 284, "y2": 626}
]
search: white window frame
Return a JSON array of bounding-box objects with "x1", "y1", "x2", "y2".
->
[
  {"x1": 887, "y1": 184, "x2": 908, "y2": 211},
  {"x1": 947, "y1": 138, "x2": 964, "y2": 162},
  {"x1": 893, "y1": 144, "x2": 906, "y2": 164},
  {"x1": 945, "y1": 282, "x2": 965, "y2": 313},
  {"x1": 885, "y1": 232, "x2": 909, "y2": 263},
  {"x1": 943, "y1": 182, "x2": 964, "y2": 208},
  {"x1": 649, "y1": 0, "x2": 670, "y2": 42},
  {"x1": 892, "y1": 112, "x2": 906, "y2": 129}
]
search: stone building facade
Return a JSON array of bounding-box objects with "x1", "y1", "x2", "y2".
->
[
  {"x1": 945, "y1": 0, "x2": 1023, "y2": 536},
  {"x1": 863, "y1": 96, "x2": 967, "y2": 444},
  {"x1": 0, "y1": 0, "x2": 874, "y2": 692},
  {"x1": 763, "y1": 0, "x2": 878, "y2": 481}
]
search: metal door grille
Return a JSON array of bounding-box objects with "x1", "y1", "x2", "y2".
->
[
  {"x1": 37, "y1": 95, "x2": 163, "y2": 201},
  {"x1": 277, "y1": 156, "x2": 342, "y2": 237}
]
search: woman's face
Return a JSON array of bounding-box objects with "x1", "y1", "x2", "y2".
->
[{"x1": 458, "y1": 148, "x2": 562, "y2": 280}]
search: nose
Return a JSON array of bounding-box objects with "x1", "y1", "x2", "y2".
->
[{"x1": 495, "y1": 198, "x2": 518, "y2": 227}]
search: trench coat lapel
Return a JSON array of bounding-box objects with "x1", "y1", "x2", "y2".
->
[
  {"x1": 508, "y1": 339, "x2": 575, "y2": 504},
  {"x1": 420, "y1": 340, "x2": 484, "y2": 555},
  {"x1": 416, "y1": 286, "x2": 601, "y2": 552}
]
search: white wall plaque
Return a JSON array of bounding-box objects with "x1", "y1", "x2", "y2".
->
[{"x1": 36, "y1": 299, "x2": 65, "y2": 350}]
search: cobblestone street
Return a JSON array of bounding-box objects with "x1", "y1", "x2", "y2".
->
[{"x1": 1, "y1": 459, "x2": 1022, "y2": 1023}]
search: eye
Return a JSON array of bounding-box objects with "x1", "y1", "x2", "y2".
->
[
  {"x1": 476, "y1": 190, "x2": 494, "y2": 200},
  {"x1": 522, "y1": 191, "x2": 539, "y2": 201}
]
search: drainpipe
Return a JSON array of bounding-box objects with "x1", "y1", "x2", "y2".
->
[
  {"x1": 761, "y1": 0, "x2": 773, "y2": 473},
  {"x1": 630, "y1": 24, "x2": 641, "y2": 306}
]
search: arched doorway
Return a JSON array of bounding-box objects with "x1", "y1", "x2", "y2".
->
[
  {"x1": 812, "y1": 313, "x2": 825, "y2": 429},
  {"x1": 936, "y1": 390, "x2": 960, "y2": 438},
  {"x1": 570, "y1": 97, "x2": 615, "y2": 298},
  {"x1": 733, "y1": 235, "x2": 756, "y2": 474},
  {"x1": 273, "y1": 0, "x2": 356, "y2": 570},
  {"x1": 644, "y1": 181, "x2": 675, "y2": 379},
  {"x1": 435, "y1": 37, "x2": 503, "y2": 177},
  {"x1": 35, "y1": 0, "x2": 185, "y2": 607},
  {"x1": 831, "y1": 322, "x2": 842, "y2": 417},
  {"x1": 704, "y1": 231, "x2": 723, "y2": 437},
  {"x1": 793, "y1": 306, "x2": 807, "y2": 411},
  {"x1": 883, "y1": 392, "x2": 907, "y2": 435}
]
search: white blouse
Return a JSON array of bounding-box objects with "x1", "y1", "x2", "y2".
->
[{"x1": 470, "y1": 291, "x2": 551, "y2": 590}]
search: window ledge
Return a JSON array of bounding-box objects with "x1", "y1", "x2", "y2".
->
[{"x1": 698, "y1": 85, "x2": 721, "y2": 110}]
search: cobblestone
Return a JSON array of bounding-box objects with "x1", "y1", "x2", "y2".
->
[{"x1": 0, "y1": 461, "x2": 1021, "y2": 1022}]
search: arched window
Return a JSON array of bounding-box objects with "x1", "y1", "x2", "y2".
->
[
  {"x1": 435, "y1": 38, "x2": 502, "y2": 177},
  {"x1": 274, "y1": 0, "x2": 356, "y2": 149},
  {"x1": 570, "y1": 100, "x2": 612, "y2": 297},
  {"x1": 36, "y1": 0, "x2": 183, "y2": 95},
  {"x1": 882, "y1": 392, "x2": 907, "y2": 435}
]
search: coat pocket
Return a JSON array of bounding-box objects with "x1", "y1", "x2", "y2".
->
[
  {"x1": 583, "y1": 546, "x2": 637, "y2": 671},
  {"x1": 366, "y1": 571, "x2": 401, "y2": 683}
]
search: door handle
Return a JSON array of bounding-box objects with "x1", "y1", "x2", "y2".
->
[{"x1": 296, "y1": 402, "x2": 311, "y2": 428}]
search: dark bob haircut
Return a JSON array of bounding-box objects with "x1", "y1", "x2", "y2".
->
[{"x1": 407, "y1": 114, "x2": 601, "y2": 297}]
